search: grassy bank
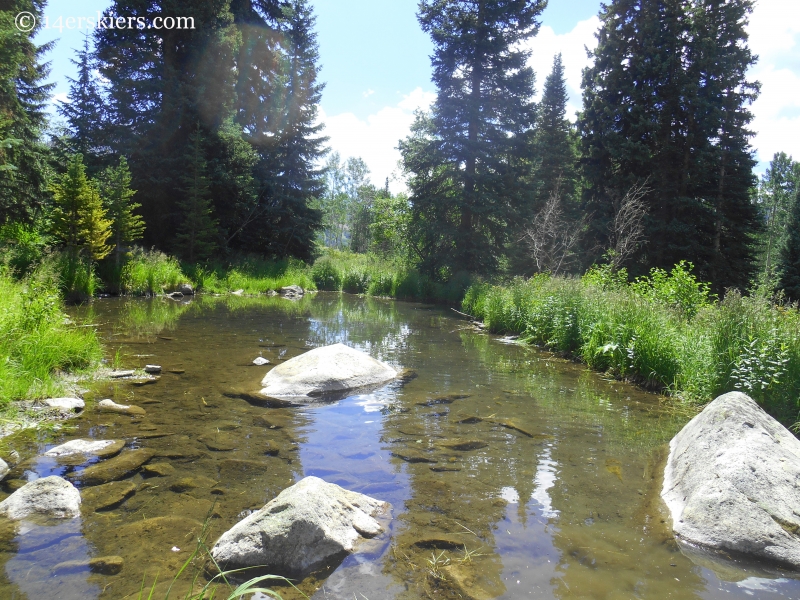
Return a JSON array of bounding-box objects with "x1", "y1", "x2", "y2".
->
[
  {"x1": 462, "y1": 263, "x2": 800, "y2": 425},
  {"x1": 0, "y1": 267, "x2": 102, "y2": 409}
]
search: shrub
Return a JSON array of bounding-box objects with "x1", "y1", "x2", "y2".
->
[
  {"x1": 342, "y1": 269, "x2": 371, "y2": 294},
  {"x1": 312, "y1": 258, "x2": 342, "y2": 291},
  {"x1": 121, "y1": 247, "x2": 187, "y2": 295}
]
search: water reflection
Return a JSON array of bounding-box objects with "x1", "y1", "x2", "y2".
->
[{"x1": 0, "y1": 294, "x2": 795, "y2": 598}]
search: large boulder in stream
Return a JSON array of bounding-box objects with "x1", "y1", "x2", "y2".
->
[
  {"x1": 662, "y1": 391, "x2": 800, "y2": 570},
  {"x1": 259, "y1": 343, "x2": 397, "y2": 399},
  {"x1": 210, "y1": 476, "x2": 390, "y2": 577},
  {"x1": 0, "y1": 476, "x2": 81, "y2": 520}
]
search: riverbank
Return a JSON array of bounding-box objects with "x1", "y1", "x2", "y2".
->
[
  {"x1": 0, "y1": 268, "x2": 103, "y2": 432},
  {"x1": 462, "y1": 263, "x2": 800, "y2": 427}
]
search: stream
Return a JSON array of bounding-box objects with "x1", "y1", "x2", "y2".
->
[{"x1": 0, "y1": 293, "x2": 798, "y2": 599}]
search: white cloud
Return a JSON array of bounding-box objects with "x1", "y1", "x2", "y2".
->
[
  {"x1": 362, "y1": 89, "x2": 375, "y2": 98},
  {"x1": 320, "y1": 87, "x2": 435, "y2": 194},
  {"x1": 523, "y1": 16, "x2": 601, "y2": 120},
  {"x1": 747, "y1": 0, "x2": 800, "y2": 167}
]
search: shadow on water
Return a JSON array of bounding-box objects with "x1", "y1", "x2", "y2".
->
[{"x1": 0, "y1": 293, "x2": 797, "y2": 599}]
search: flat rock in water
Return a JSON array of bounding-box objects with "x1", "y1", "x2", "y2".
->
[
  {"x1": 75, "y1": 449, "x2": 155, "y2": 486},
  {"x1": 142, "y1": 462, "x2": 175, "y2": 477},
  {"x1": 252, "y1": 356, "x2": 270, "y2": 366},
  {"x1": 218, "y1": 459, "x2": 271, "y2": 477},
  {"x1": 260, "y1": 343, "x2": 397, "y2": 399},
  {"x1": 199, "y1": 433, "x2": 237, "y2": 451},
  {"x1": 43, "y1": 397, "x2": 85, "y2": 410},
  {"x1": 45, "y1": 439, "x2": 125, "y2": 460},
  {"x1": 52, "y1": 555, "x2": 124, "y2": 575},
  {"x1": 170, "y1": 476, "x2": 217, "y2": 493},
  {"x1": 109, "y1": 370, "x2": 135, "y2": 378},
  {"x1": 662, "y1": 391, "x2": 800, "y2": 570},
  {"x1": 82, "y1": 480, "x2": 136, "y2": 511},
  {"x1": 0, "y1": 476, "x2": 81, "y2": 520},
  {"x1": 210, "y1": 476, "x2": 389, "y2": 577},
  {"x1": 97, "y1": 399, "x2": 147, "y2": 416},
  {"x1": 144, "y1": 364, "x2": 162, "y2": 373}
]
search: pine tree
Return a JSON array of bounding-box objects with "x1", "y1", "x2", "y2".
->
[
  {"x1": 176, "y1": 128, "x2": 218, "y2": 263},
  {"x1": 778, "y1": 190, "x2": 800, "y2": 301},
  {"x1": 50, "y1": 154, "x2": 92, "y2": 257},
  {"x1": 579, "y1": 0, "x2": 760, "y2": 289},
  {"x1": 0, "y1": 0, "x2": 54, "y2": 223},
  {"x1": 534, "y1": 53, "x2": 577, "y2": 207},
  {"x1": 755, "y1": 152, "x2": 798, "y2": 284},
  {"x1": 99, "y1": 156, "x2": 145, "y2": 267},
  {"x1": 80, "y1": 181, "x2": 112, "y2": 263},
  {"x1": 400, "y1": 0, "x2": 546, "y2": 275},
  {"x1": 56, "y1": 35, "x2": 108, "y2": 174}
]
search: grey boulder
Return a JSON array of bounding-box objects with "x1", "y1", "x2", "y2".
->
[
  {"x1": 279, "y1": 285, "x2": 304, "y2": 299},
  {"x1": 177, "y1": 283, "x2": 194, "y2": 295},
  {"x1": 45, "y1": 439, "x2": 125, "y2": 459},
  {"x1": 0, "y1": 458, "x2": 8, "y2": 482},
  {"x1": 260, "y1": 343, "x2": 397, "y2": 399},
  {"x1": 43, "y1": 397, "x2": 85, "y2": 410},
  {"x1": 210, "y1": 476, "x2": 389, "y2": 577},
  {"x1": 0, "y1": 476, "x2": 81, "y2": 519},
  {"x1": 662, "y1": 391, "x2": 800, "y2": 570}
]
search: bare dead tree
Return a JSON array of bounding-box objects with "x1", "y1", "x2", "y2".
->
[
  {"x1": 521, "y1": 183, "x2": 588, "y2": 275},
  {"x1": 608, "y1": 180, "x2": 650, "y2": 270}
]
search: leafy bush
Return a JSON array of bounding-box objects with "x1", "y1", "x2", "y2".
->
[
  {"x1": 630, "y1": 261, "x2": 715, "y2": 318},
  {"x1": 342, "y1": 269, "x2": 371, "y2": 294},
  {"x1": 312, "y1": 258, "x2": 342, "y2": 291}
]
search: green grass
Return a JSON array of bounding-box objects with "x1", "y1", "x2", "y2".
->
[
  {"x1": 121, "y1": 247, "x2": 188, "y2": 296},
  {"x1": 462, "y1": 265, "x2": 800, "y2": 425},
  {"x1": 0, "y1": 266, "x2": 102, "y2": 406},
  {"x1": 188, "y1": 255, "x2": 315, "y2": 295}
]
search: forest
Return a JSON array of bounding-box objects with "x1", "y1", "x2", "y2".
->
[{"x1": 1, "y1": 0, "x2": 800, "y2": 421}]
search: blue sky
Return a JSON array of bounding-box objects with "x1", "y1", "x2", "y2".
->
[{"x1": 36, "y1": 1, "x2": 800, "y2": 190}]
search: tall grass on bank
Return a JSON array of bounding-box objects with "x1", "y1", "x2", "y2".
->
[
  {"x1": 312, "y1": 250, "x2": 472, "y2": 304},
  {"x1": 0, "y1": 267, "x2": 102, "y2": 404},
  {"x1": 121, "y1": 247, "x2": 187, "y2": 295},
  {"x1": 462, "y1": 263, "x2": 800, "y2": 424},
  {"x1": 187, "y1": 256, "x2": 314, "y2": 295}
]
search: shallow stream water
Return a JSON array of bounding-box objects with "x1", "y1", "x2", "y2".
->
[{"x1": 0, "y1": 293, "x2": 798, "y2": 599}]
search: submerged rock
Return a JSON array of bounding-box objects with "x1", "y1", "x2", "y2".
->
[
  {"x1": 260, "y1": 343, "x2": 397, "y2": 399},
  {"x1": 438, "y1": 439, "x2": 487, "y2": 451},
  {"x1": 0, "y1": 476, "x2": 81, "y2": 520},
  {"x1": 97, "y1": 399, "x2": 147, "y2": 416},
  {"x1": 142, "y1": 462, "x2": 175, "y2": 477},
  {"x1": 52, "y1": 555, "x2": 124, "y2": 575},
  {"x1": 75, "y1": 449, "x2": 155, "y2": 486},
  {"x1": 199, "y1": 433, "x2": 237, "y2": 452},
  {"x1": 82, "y1": 480, "x2": 136, "y2": 511},
  {"x1": 43, "y1": 397, "x2": 85, "y2": 411},
  {"x1": 210, "y1": 476, "x2": 389, "y2": 577},
  {"x1": 662, "y1": 391, "x2": 800, "y2": 570},
  {"x1": 45, "y1": 439, "x2": 125, "y2": 460}
]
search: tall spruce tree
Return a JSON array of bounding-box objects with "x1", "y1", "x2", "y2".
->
[
  {"x1": 99, "y1": 156, "x2": 145, "y2": 267},
  {"x1": 50, "y1": 154, "x2": 92, "y2": 257},
  {"x1": 778, "y1": 189, "x2": 800, "y2": 301},
  {"x1": 56, "y1": 35, "x2": 108, "y2": 174},
  {"x1": 176, "y1": 128, "x2": 218, "y2": 263},
  {"x1": 0, "y1": 0, "x2": 54, "y2": 223},
  {"x1": 534, "y1": 53, "x2": 577, "y2": 207},
  {"x1": 579, "y1": 0, "x2": 760, "y2": 289},
  {"x1": 756, "y1": 152, "x2": 798, "y2": 284},
  {"x1": 400, "y1": 0, "x2": 545, "y2": 275}
]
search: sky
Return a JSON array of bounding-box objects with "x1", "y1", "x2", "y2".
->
[{"x1": 35, "y1": 0, "x2": 800, "y2": 192}]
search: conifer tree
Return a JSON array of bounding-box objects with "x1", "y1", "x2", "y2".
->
[
  {"x1": 579, "y1": 0, "x2": 760, "y2": 289},
  {"x1": 80, "y1": 181, "x2": 112, "y2": 264},
  {"x1": 534, "y1": 53, "x2": 577, "y2": 207},
  {"x1": 176, "y1": 128, "x2": 218, "y2": 263},
  {"x1": 0, "y1": 0, "x2": 54, "y2": 223},
  {"x1": 400, "y1": 0, "x2": 546, "y2": 275},
  {"x1": 778, "y1": 190, "x2": 800, "y2": 301},
  {"x1": 50, "y1": 154, "x2": 92, "y2": 257},
  {"x1": 99, "y1": 156, "x2": 145, "y2": 267},
  {"x1": 56, "y1": 35, "x2": 108, "y2": 173}
]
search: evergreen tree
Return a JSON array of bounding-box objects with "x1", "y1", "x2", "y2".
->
[
  {"x1": 56, "y1": 35, "x2": 108, "y2": 173},
  {"x1": 0, "y1": 0, "x2": 54, "y2": 223},
  {"x1": 778, "y1": 189, "x2": 800, "y2": 301},
  {"x1": 50, "y1": 154, "x2": 92, "y2": 256},
  {"x1": 176, "y1": 128, "x2": 218, "y2": 263},
  {"x1": 80, "y1": 181, "x2": 112, "y2": 263},
  {"x1": 99, "y1": 156, "x2": 145, "y2": 267},
  {"x1": 534, "y1": 53, "x2": 577, "y2": 207},
  {"x1": 400, "y1": 0, "x2": 546, "y2": 275},
  {"x1": 579, "y1": 0, "x2": 760, "y2": 289},
  {"x1": 756, "y1": 152, "x2": 799, "y2": 283},
  {"x1": 237, "y1": 0, "x2": 325, "y2": 260}
]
